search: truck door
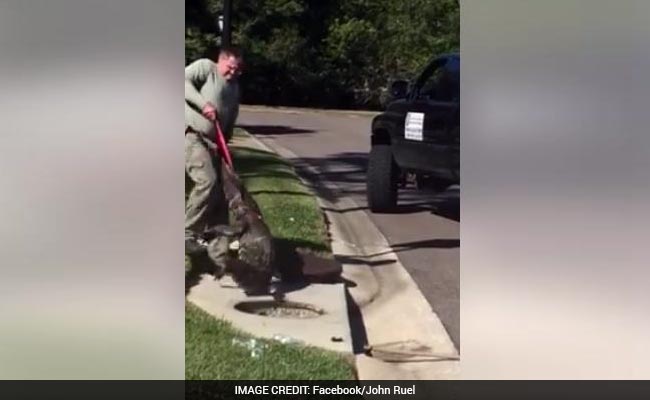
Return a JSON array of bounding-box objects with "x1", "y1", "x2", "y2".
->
[{"x1": 403, "y1": 57, "x2": 458, "y2": 178}]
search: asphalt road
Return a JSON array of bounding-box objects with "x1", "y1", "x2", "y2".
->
[{"x1": 239, "y1": 107, "x2": 460, "y2": 349}]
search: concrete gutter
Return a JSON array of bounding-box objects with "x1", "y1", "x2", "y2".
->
[{"x1": 248, "y1": 133, "x2": 460, "y2": 380}]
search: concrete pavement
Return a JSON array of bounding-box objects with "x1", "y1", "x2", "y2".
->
[{"x1": 187, "y1": 275, "x2": 352, "y2": 354}]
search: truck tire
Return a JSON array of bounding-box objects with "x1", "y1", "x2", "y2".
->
[{"x1": 367, "y1": 144, "x2": 398, "y2": 212}]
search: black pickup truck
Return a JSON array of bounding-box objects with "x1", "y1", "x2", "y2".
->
[{"x1": 366, "y1": 53, "x2": 459, "y2": 212}]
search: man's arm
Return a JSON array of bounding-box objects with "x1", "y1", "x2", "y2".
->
[{"x1": 185, "y1": 59, "x2": 214, "y2": 111}]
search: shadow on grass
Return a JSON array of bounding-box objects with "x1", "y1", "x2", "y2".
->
[{"x1": 231, "y1": 146, "x2": 293, "y2": 165}]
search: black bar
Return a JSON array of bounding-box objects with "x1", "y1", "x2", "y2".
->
[{"x1": 4, "y1": 381, "x2": 650, "y2": 400}]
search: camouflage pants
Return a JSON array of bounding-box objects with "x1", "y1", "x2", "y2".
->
[{"x1": 185, "y1": 131, "x2": 229, "y2": 268}]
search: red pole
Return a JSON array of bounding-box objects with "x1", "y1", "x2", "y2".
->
[{"x1": 214, "y1": 120, "x2": 233, "y2": 168}]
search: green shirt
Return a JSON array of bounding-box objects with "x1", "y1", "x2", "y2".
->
[{"x1": 185, "y1": 58, "x2": 240, "y2": 143}]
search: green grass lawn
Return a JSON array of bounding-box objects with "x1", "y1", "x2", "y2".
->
[
  {"x1": 230, "y1": 132, "x2": 330, "y2": 254},
  {"x1": 186, "y1": 303, "x2": 353, "y2": 380},
  {"x1": 185, "y1": 128, "x2": 354, "y2": 380}
]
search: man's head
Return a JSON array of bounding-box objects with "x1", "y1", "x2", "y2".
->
[{"x1": 216, "y1": 47, "x2": 243, "y2": 81}]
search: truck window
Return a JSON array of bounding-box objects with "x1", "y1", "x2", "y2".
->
[{"x1": 417, "y1": 57, "x2": 459, "y2": 102}]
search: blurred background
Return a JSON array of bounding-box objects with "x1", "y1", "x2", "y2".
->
[{"x1": 0, "y1": 0, "x2": 184, "y2": 379}]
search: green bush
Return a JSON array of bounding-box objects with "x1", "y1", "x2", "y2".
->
[{"x1": 186, "y1": 0, "x2": 459, "y2": 110}]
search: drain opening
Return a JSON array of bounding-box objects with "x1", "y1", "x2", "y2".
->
[{"x1": 234, "y1": 300, "x2": 324, "y2": 319}]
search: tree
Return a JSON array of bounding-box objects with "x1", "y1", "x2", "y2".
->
[{"x1": 185, "y1": 0, "x2": 459, "y2": 110}]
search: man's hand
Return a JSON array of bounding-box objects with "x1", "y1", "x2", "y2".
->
[{"x1": 202, "y1": 102, "x2": 218, "y2": 122}]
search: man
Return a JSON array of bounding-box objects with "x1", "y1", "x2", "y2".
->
[{"x1": 185, "y1": 47, "x2": 243, "y2": 274}]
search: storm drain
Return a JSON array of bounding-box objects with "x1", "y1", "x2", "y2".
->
[{"x1": 234, "y1": 300, "x2": 324, "y2": 319}]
